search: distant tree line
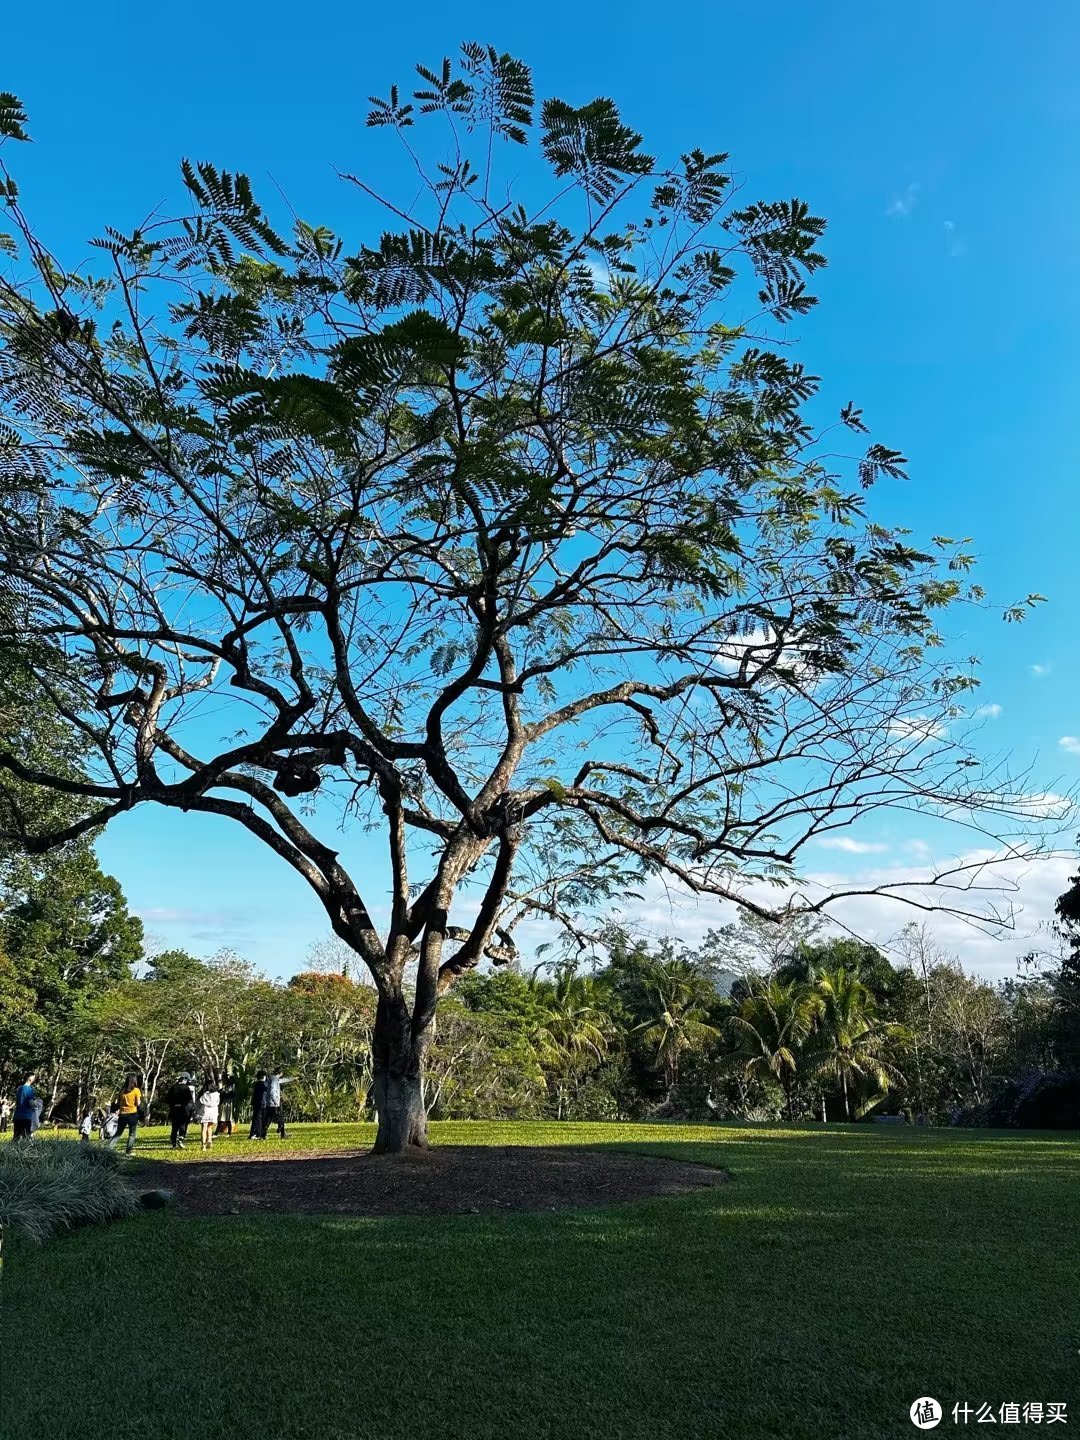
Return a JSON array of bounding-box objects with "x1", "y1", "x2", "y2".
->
[{"x1": 2, "y1": 843, "x2": 1078, "y2": 1129}]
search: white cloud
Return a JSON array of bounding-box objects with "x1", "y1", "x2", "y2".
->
[
  {"x1": 585, "y1": 259, "x2": 611, "y2": 291},
  {"x1": 815, "y1": 837, "x2": 890, "y2": 855},
  {"x1": 1018, "y1": 791, "x2": 1073, "y2": 820},
  {"x1": 605, "y1": 849, "x2": 1077, "y2": 983},
  {"x1": 713, "y1": 628, "x2": 823, "y2": 687},
  {"x1": 886, "y1": 183, "x2": 920, "y2": 218},
  {"x1": 887, "y1": 716, "x2": 948, "y2": 744},
  {"x1": 1030, "y1": 663, "x2": 1051, "y2": 678},
  {"x1": 973, "y1": 703, "x2": 1003, "y2": 719},
  {"x1": 1059, "y1": 737, "x2": 1080, "y2": 756},
  {"x1": 943, "y1": 219, "x2": 966, "y2": 258}
]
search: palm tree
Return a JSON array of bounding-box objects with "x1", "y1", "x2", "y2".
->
[
  {"x1": 809, "y1": 968, "x2": 904, "y2": 1120},
  {"x1": 633, "y1": 958, "x2": 719, "y2": 1096},
  {"x1": 727, "y1": 978, "x2": 820, "y2": 1120},
  {"x1": 530, "y1": 968, "x2": 614, "y2": 1119}
]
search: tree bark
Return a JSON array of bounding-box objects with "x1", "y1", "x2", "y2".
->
[
  {"x1": 43, "y1": 1047, "x2": 66, "y2": 1122},
  {"x1": 370, "y1": 994, "x2": 429, "y2": 1154}
]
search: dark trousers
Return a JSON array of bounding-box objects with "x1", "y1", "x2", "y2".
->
[
  {"x1": 170, "y1": 1111, "x2": 191, "y2": 1146},
  {"x1": 12, "y1": 1116, "x2": 32, "y2": 1141},
  {"x1": 110, "y1": 1113, "x2": 138, "y2": 1151},
  {"x1": 262, "y1": 1105, "x2": 286, "y2": 1137}
]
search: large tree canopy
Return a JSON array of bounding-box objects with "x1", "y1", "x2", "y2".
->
[{"x1": 0, "y1": 57, "x2": 1049, "y2": 1148}]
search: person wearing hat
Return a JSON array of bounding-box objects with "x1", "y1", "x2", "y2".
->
[{"x1": 166, "y1": 1071, "x2": 196, "y2": 1149}]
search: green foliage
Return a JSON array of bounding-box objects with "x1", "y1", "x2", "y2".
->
[
  {"x1": 0, "y1": 56, "x2": 1052, "y2": 1135},
  {"x1": 0, "y1": 93, "x2": 29, "y2": 144},
  {"x1": 1, "y1": 844, "x2": 142, "y2": 1085},
  {"x1": 0, "y1": 1139, "x2": 137, "y2": 1244}
]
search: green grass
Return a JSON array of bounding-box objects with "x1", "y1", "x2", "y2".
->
[{"x1": 2, "y1": 1121, "x2": 1078, "y2": 1439}]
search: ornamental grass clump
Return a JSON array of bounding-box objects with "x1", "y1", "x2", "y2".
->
[{"x1": 0, "y1": 1140, "x2": 138, "y2": 1250}]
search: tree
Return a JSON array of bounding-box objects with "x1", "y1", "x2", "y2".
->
[
  {"x1": 631, "y1": 957, "x2": 718, "y2": 1096},
  {"x1": 699, "y1": 911, "x2": 824, "y2": 984},
  {"x1": 0, "y1": 57, "x2": 1048, "y2": 1151},
  {"x1": 284, "y1": 970, "x2": 376, "y2": 1119},
  {"x1": 0, "y1": 944, "x2": 42, "y2": 1089},
  {"x1": 531, "y1": 967, "x2": 615, "y2": 1118},
  {"x1": 727, "y1": 978, "x2": 820, "y2": 1120},
  {"x1": 0, "y1": 843, "x2": 143, "y2": 1114},
  {"x1": 809, "y1": 968, "x2": 903, "y2": 1120},
  {"x1": 1052, "y1": 865, "x2": 1080, "y2": 1063}
]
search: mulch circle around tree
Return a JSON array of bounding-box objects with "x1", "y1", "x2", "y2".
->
[{"x1": 147, "y1": 1145, "x2": 728, "y2": 1218}]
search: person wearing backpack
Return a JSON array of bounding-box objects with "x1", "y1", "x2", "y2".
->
[{"x1": 108, "y1": 1073, "x2": 142, "y2": 1154}]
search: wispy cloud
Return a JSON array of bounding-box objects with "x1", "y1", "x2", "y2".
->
[
  {"x1": 1059, "y1": 736, "x2": 1080, "y2": 756},
  {"x1": 816, "y1": 837, "x2": 890, "y2": 855},
  {"x1": 599, "y1": 848, "x2": 1080, "y2": 982},
  {"x1": 886, "y1": 183, "x2": 920, "y2": 218},
  {"x1": 1017, "y1": 791, "x2": 1072, "y2": 820},
  {"x1": 973, "y1": 703, "x2": 1003, "y2": 719},
  {"x1": 1030, "y1": 663, "x2": 1051, "y2": 679},
  {"x1": 943, "y1": 219, "x2": 966, "y2": 258},
  {"x1": 887, "y1": 716, "x2": 948, "y2": 744}
]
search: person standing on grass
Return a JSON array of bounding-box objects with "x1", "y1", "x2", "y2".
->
[
  {"x1": 248, "y1": 1070, "x2": 268, "y2": 1140},
  {"x1": 0, "y1": 1097, "x2": 11, "y2": 1132},
  {"x1": 195, "y1": 1074, "x2": 221, "y2": 1151},
  {"x1": 12, "y1": 1073, "x2": 38, "y2": 1142},
  {"x1": 217, "y1": 1072, "x2": 236, "y2": 1137},
  {"x1": 262, "y1": 1071, "x2": 294, "y2": 1139},
  {"x1": 79, "y1": 1110, "x2": 94, "y2": 1143},
  {"x1": 108, "y1": 1073, "x2": 143, "y2": 1154},
  {"x1": 167, "y1": 1072, "x2": 196, "y2": 1150},
  {"x1": 101, "y1": 1104, "x2": 119, "y2": 1143}
]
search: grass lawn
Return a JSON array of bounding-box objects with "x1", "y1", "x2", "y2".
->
[{"x1": 2, "y1": 1121, "x2": 1077, "y2": 1439}]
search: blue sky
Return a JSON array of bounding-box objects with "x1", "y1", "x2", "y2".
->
[{"x1": 6, "y1": 2, "x2": 1078, "y2": 978}]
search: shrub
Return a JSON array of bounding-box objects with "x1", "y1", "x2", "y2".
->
[{"x1": 0, "y1": 1140, "x2": 138, "y2": 1244}]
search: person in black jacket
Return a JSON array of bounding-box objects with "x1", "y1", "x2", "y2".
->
[
  {"x1": 167, "y1": 1072, "x2": 196, "y2": 1149},
  {"x1": 248, "y1": 1071, "x2": 268, "y2": 1140},
  {"x1": 217, "y1": 1072, "x2": 236, "y2": 1137}
]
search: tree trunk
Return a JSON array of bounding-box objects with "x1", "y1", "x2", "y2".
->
[
  {"x1": 370, "y1": 994, "x2": 428, "y2": 1154},
  {"x1": 43, "y1": 1047, "x2": 66, "y2": 1122}
]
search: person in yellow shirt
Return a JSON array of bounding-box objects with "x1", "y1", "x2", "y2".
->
[{"x1": 108, "y1": 1072, "x2": 143, "y2": 1154}]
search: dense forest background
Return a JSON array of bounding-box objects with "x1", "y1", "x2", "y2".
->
[{"x1": 4, "y1": 840, "x2": 1078, "y2": 1129}]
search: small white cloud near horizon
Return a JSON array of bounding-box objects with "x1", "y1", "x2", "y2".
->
[
  {"x1": 816, "y1": 837, "x2": 890, "y2": 855},
  {"x1": 974, "y1": 703, "x2": 1003, "y2": 719},
  {"x1": 886, "y1": 183, "x2": 920, "y2": 218},
  {"x1": 1059, "y1": 736, "x2": 1080, "y2": 756},
  {"x1": 1030, "y1": 663, "x2": 1051, "y2": 678}
]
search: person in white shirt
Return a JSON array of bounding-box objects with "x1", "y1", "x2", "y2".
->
[
  {"x1": 262, "y1": 1072, "x2": 295, "y2": 1139},
  {"x1": 79, "y1": 1111, "x2": 94, "y2": 1142},
  {"x1": 195, "y1": 1075, "x2": 221, "y2": 1151}
]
